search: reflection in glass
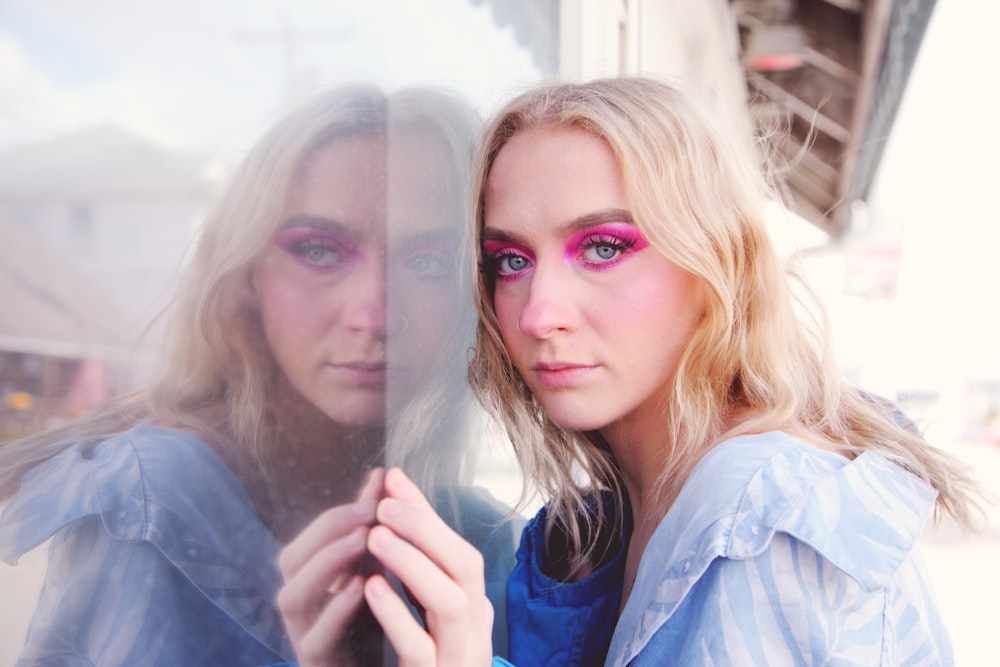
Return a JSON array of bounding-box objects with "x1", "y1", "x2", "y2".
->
[{"x1": 0, "y1": 85, "x2": 519, "y2": 666}]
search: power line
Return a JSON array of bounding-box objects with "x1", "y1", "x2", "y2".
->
[{"x1": 235, "y1": 11, "x2": 355, "y2": 103}]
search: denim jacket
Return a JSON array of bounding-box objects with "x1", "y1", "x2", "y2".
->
[{"x1": 1, "y1": 425, "x2": 520, "y2": 666}]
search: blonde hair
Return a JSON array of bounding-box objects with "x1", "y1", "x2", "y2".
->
[
  {"x1": 1, "y1": 84, "x2": 480, "y2": 500},
  {"x1": 468, "y1": 76, "x2": 980, "y2": 555}
]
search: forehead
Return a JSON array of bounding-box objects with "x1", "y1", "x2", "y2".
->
[
  {"x1": 289, "y1": 131, "x2": 461, "y2": 237},
  {"x1": 295, "y1": 131, "x2": 453, "y2": 191},
  {"x1": 484, "y1": 126, "x2": 626, "y2": 230}
]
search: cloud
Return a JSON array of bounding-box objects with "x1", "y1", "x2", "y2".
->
[
  {"x1": 0, "y1": 34, "x2": 106, "y2": 146},
  {"x1": 0, "y1": 0, "x2": 541, "y2": 154}
]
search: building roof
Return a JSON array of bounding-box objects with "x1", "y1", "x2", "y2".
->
[
  {"x1": 0, "y1": 126, "x2": 209, "y2": 201},
  {"x1": 0, "y1": 224, "x2": 141, "y2": 360},
  {"x1": 734, "y1": 0, "x2": 937, "y2": 237}
]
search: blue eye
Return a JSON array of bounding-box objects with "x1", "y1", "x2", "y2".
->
[
  {"x1": 499, "y1": 254, "x2": 530, "y2": 273},
  {"x1": 403, "y1": 252, "x2": 452, "y2": 278},
  {"x1": 275, "y1": 222, "x2": 361, "y2": 273},
  {"x1": 482, "y1": 241, "x2": 533, "y2": 281},
  {"x1": 305, "y1": 246, "x2": 337, "y2": 264},
  {"x1": 579, "y1": 234, "x2": 636, "y2": 266},
  {"x1": 290, "y1": 241, "x2": 347, "y2": 268},
  {"x1": 397, "y1": 239, "x2": 456, "y2": 280},
  {"x1": 591, "y1": 244, "x2": 619, "y2": 260}
]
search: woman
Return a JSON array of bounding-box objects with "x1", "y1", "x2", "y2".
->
[
  {"x1": 306, "y1": 77, "x2": 981, "y2": 666},
  {"x1": 0, "y1": 85, "x2": 518, "y2": 666}
]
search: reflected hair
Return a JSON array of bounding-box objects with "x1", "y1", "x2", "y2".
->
[
  {"x1": 468, "y1": 76, "x2": 980, "y2": 560},
  {"x1": 0, "y1": 84, "x2": 479, "y2": 500}
]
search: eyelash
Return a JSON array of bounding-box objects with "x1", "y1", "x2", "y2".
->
[
  {"x1": 483, "y1": 249, "x2": 532, "y2": 281},
  {"x1": 482, "y1": 231, "x2": 641, "y2": 280},
  {"x1": 286, "y1": 237, "x2": 353, "y2": 270},
  {"x1": 577, "y1": 233, "x2": 638, "y2": 267},
  {"x1": 401, "y1": 248, "x2": 454, "y2": 279}
]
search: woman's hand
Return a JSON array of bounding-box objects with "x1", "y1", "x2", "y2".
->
[
  {"x1": 276, "y1": 467, "x2": 385, "y2": 667},
  {"x1": 364, "y1": 468, "x2": 494, "y2": 667}
]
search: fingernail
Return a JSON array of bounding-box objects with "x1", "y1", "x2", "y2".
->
[
  {"x1": 368, "y1": 526, "x2": 392, "y2": 552},
  {"x1": 378, "y1": 498, "x2": 400, "y2": 520},
  {"x1": 366, "y1": 576, "x2": 388, "y2": 599},
  {"x1": 386, "y1": 467, "x2": 413, "y2": 493}
]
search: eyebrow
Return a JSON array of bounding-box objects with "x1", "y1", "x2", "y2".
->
[
  {"x1": 280, "y1": 213, "x2": 460, "y2": 247},
  {"x1": 481, "y1": 208, "x2": 634, "y2": 244},
  {"x1": 279, "y1": 213, "x2": 356, "y2": 237}
]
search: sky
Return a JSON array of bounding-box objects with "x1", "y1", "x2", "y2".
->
[{"x1": 0, "y1": 0, "x2": 542, "y2": 156}]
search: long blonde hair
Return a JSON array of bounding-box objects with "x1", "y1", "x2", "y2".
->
[
  {"x1": 0, "y1": 84, "x2": 480, "y2": 501},
  {"x1": 468, "y1": 77, "x2": 980, "y2": 552}
]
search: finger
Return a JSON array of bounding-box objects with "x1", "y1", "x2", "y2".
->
[
  {"x1": 379, "y1": 469, "x2": 470, "y2": 567},
  {"x1": 277, "y1": 526, "x2": 368, "y2": 634},
  {"x1": 383, "y1": 467, "x2": 433, "y2": 510},
  {"x1": 278, "y1": 499, "x2": 377, "y2": 577},
  {"x1": 367, "y1": 524, "x2": 487, "y2": 663},
  {"x1": 295, "y1": 575, "x2": 366, "y2": 667},
  {"x1": 376, "y1": 470, "x2": 494, "y2": 664},
  {"x1": 364, "y1": 574, "x2": 436, "y2": 667},
  {"x1": 375, "y1": 492, "x2": 485, "y2": 592},
  {"x1": 367, "y1": 525, "x2": 468, "y2": 615}
]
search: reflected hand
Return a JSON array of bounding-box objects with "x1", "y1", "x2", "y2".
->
[
  {"x1": 364, "y1": 468, "x2": 494, "y2": 667},
  {"x1": 276, "y1": 467, "x2": 385, "y2": 667}
]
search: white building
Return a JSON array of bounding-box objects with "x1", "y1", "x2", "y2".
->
[{"x1": 0, "y1": 126, "x2": 216, "y2": 332}]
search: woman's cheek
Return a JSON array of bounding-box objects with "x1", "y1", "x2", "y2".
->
[{"x1": 402, "y1": 291, "x2": 461, "y2": 356}]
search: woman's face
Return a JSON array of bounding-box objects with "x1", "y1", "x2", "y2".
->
[
  {"x1": 482, "y1": 126, "x2": 705, "y2": 441},
  {"x1": 252, "y1": 131, "x2": 463, "y2": 426}
]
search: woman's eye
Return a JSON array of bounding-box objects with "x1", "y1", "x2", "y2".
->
[
  {"x1": 587, "y1": 243, "x2": 620, "y2": 261},
  {"x1": 498, "y1": 253, "x2": 530, "y2": 274},
  {"x1": 482, "y1": 240, "x2": 533, "y2": 279},
  {"x1": 397, "y1": 239, "x2": 457, "y2": 280},
  {"x1": 273, "y1": 223, "x2": 360, "y2": 272},
  {"x1": 305, "y1": 245, "x2": 336, "y2": 263},
  {"x1": 579, "y1": 235, "x2": 635, "y2": 266},
  {"x1": 290, "y1": 240, "x2": 346, "y2": 268},
  {"x1": 404, "y1": 252, "x2": 451, "y2": 278}
]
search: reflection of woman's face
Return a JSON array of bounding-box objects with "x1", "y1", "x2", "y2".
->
[{"x1": 251, "y1": 131, "x2": 463, "y2": 426}]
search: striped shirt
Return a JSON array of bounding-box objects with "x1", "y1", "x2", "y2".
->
[{"x1": 508, "y1": 431, "x2": 953, "y2": 666}]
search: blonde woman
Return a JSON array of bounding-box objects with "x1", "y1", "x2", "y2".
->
[
  {"x1": 288, "y1": 77, "x2": 982, "y2": 666},
  {"x1": 0, "y1": 85, "x2": 518, "y2": 666}
]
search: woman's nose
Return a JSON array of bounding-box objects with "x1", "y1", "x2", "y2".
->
[
  {"x1": 343, "y1": 263, "x2": 393, "y2": 340},
  {"x1": 514, "y1": 263, "x2": 578, "y2": 339}
]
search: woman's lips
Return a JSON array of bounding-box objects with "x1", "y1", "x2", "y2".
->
[
  {"x1": 330, "y1": 362, "x2": 393, "y2": 387},
  {"x1": 532, "y1": 363, "x2": 597, "y2": 388}
]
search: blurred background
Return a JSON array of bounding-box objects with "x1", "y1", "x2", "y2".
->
[{"x1": 1, "y1": 1, "x2": 997, "y2": 664}]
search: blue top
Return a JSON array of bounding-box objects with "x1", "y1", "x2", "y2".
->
[
  {"x1": 506, "y1": 431, "x2": 953, "y2": 666},
  {"x1": 1, "y1": 425, "x2": 520, "y2": 666}
]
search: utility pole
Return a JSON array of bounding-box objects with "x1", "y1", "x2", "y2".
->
[{"x1": 235, "y1": 11, "x2": 354, "y2": 104}]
